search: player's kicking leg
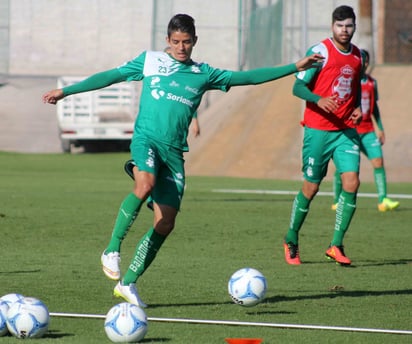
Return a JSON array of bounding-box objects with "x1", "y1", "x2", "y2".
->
[{"x1": 124, "y1": 160, "x2": 154, "y2": 210}]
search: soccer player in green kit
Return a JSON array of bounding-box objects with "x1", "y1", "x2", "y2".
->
[
  {"x1": 43, "y1": 14, "x2": 323, "y2": 307},
  {"x1": 283, "y1": 5, "x2": 363, "y2": 266}
]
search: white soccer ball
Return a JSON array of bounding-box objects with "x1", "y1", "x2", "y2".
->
[
  {"x1": 228, "y1": 267, "x2": 267, "y2": 307},
  {"x1": 6, "y1": 297, "x2": 50, "y2": 339},
  {"x1": 104, "y1": 302, "x2": 148, "y2": 343},
  {"x1": 0, "y1": 301, "x2": 9, "y2": 336},
  {"x1": 0, "y1": 293, "x2": 24, "y2": 337},
  {"x1": 0, "y1": 293, "x2": 24, "y2": 307}
]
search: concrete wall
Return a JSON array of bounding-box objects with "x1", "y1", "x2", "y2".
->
[
  {"x1": 5, "y1": 0, "x2": 367, "y2": 77},
  {"x1": 5, "y1": 0, "x2": 411, "y2": 77},
  {"x1": 9, "y1": 0, "x2": 153, "y2": 75},
  {"x1": 7, "y1": 0, "x2": 241, "y2": 76}
]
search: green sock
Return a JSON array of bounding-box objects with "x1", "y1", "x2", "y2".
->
[
  {"x1": 374, "y1": 167, "x2": 387, "y2": 202},
  {"x1": 331, "y1": 190, "x2": 357, "y2": 246},
  {"x1": 333, "y1": 170, "x2": 342, "y2": 204},
  {"x1": 105, "y1": 193, "x2": 143, "y2": 253},
  {"x1": 284, "y1": 191, "x2": 311, "y2": 245},
  {"x1": 123, "y1": 227, "x2": 166, "y2": 285}
]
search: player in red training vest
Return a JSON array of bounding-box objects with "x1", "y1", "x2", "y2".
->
[
  {"x1": 332, "y1": 49, "x2": 399, "y2": 212},
  {"x1": 282, "y1": 5, "x2": 363, "y2": 266}
]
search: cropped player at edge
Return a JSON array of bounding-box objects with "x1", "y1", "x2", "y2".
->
[
  {"x1": 43, "y1": 14, "x2": 323, "y2": 307},
  {"x1": 282, "y1": 5, "x2": 363, "y2": 266},
  {"x1": 332, "y1": 49, "x2": 400, "y2": 212}
]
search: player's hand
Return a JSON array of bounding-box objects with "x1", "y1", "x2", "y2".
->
[
  {"x1": 377, "y1": 131, "x2": 385, "y2": 145},
  {"x1": 350, "y1": 107, "x2": 362, "y2": 125},
  {"x1": 317, "y1": 95, "x2": 339, "y2": 113},
  {"x1": 295, "y1": 54, "x2": 324, "y2": 71},
  {"x1": 42, "y1": 89, "x2": 64, "y2": 104}
]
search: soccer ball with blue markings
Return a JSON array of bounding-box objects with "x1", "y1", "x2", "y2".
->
[
  {"x1": 6, "y1": 297, "x2": 49, "y2": 338},
  {"x1": 0, "y1": 293, "x2": 24, "y2": 308},
  {"x1": 228, "y1": 268, "x2": 267, "y2": 307},
  {"x1": 0, "y1": 293, "x2": 24, "y2": 337},
  {"x1": 104, "y1": 302, "x2": 148, "y2": 343},
  {"x1": 0, "y1": 301, "x2": 9, "y2": 336}
]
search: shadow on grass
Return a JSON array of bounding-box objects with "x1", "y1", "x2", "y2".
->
[
  {"x1": 141, "y1": 339, "x2": 171, "y2": 343},
  {"x1": 249, "y1": 309, "x2": 296, "y2": 316},
  {"x1": 0, "y1": 269, "x2": 41, "y2": 274},
  {"x1": 149, "y1": 300, "x2": 235, "y2": 308},
  {"x1": 0, "y1": 331, "x2": 76, "y2": 340},
  {"x1": 355, "y1": 259, "x2": 412, "y2": 267},
  {"x1": 45, "y1": 330, "x2": 171, "y2": 341},
  {"x1": 265, "y1": 288, "x2": 412, "y2": 303},
  {"x1": 296, "y1": 260, "x2": 356, "y2": 267},
  {"x1": 43, "y1": 330, "x2": 75, "y2": 339},
  {"x1": 145, "y1": 286, "x2": 412, "y2": 309},
  {"x1": 297, "y1": 258, "x2": 411, "y2": 267},
  {"x1": 188, "y1": 197, "x2": 293, "y2": 204}
]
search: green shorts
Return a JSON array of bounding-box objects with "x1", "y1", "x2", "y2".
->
[
  {"x1": 302, "y1": 127, "x2": 360, "y2": 183},
  {"x1": 359, "y1": 132, "x2": 383, "y2": 160},
  {"x1": 130, "y1": 136, "x2": 185, "y2": 210}
]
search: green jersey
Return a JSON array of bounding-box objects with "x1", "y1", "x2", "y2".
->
[{"x1": 117, "y1": 51, "x2": 232, "y2": 151}]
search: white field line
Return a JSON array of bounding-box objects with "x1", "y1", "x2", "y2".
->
[
  {"x1": 49, "y1": 312, "x2": 412, "y2": 335},
  {"x1": 212, "y1": 189, "x2": 412, "y2": 199}
]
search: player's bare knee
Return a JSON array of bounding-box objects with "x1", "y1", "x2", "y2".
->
[
  {"x1": 302, "y1": 181, "x2": 319, "y2": 199},
  {"x1": 342, "y1": 179, "x2": 360, "y2": 192},
  {"x1": 341, "y1": 172, "x2": 360, "y2": 192},
  {"x1": 133, "y1": 182, "x2": 153, "y2": 199},
  {"x1": 371, "y1": 158, "x2": 384, "y2": 169}
]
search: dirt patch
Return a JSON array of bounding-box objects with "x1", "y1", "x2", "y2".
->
[{"x1": 186, "y1": 66, "x2": 412, "y2": 183}]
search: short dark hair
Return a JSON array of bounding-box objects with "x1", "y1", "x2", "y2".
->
[
  {"x1": 332, "y1": 5, "x2": 356, "y2": 23},
  {"x1": 167, "y1": 14, "x2": 196, "y2": 39}
]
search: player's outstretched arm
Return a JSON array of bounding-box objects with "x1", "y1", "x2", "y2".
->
[
  {"x1": 229, "y1": 54, "x2": 324, "y2": 87},
  {"x1": 42, "y1": 68, "x2": 126, "y2": 105},
  {"x1": 295, "y1": 54, "x2": 324, "y2": 71}
]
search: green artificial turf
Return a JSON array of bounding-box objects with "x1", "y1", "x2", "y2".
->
[{"x1": 0, "y1": 152, "x2": 411, "y2": 343}]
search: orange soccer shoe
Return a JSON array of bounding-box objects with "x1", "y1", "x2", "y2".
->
[
  {"x1": 283, "y1": 242, "x2": 301, "y2": 265},
  {"x1": 325, "y1": 245, "x2": 351, "y2": 266}
]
